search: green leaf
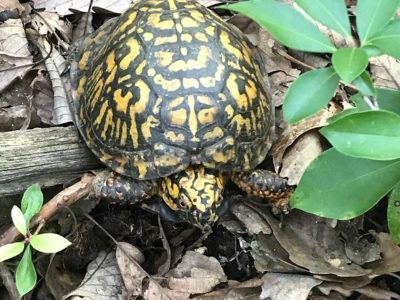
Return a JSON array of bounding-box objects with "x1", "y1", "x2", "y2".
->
[
  {"x1": 16, "y1": 246, "x2": 36, "y2": 297},
  {"x1": 21, "y1": 183, "x2": 43, "y2": 224},
  {"x1": 332, "y1": 48, "x2": 369, "y2": 83},
  {"x1": 220, "y1": 0, "x2": 336, "y2": 53},
  {"x1": 0, "y1": 242, "x2": 24, "y2": 262},
  {"x1": 11, "y1": 206, "x2": 27, "y2": 236},
  {"x1": 30, "y1": 233, "x2": 71, "y2": 253},
  {"x1": 295, "y1": 0, "x2": 351, "y2": 37},
  {"x1": 352, "y1": 72, "x2": 376, "y2": 96},
  {"x1": 291, "y1": 149, "x2": 400, "y2": 219},
  {"x1": 388, "y1": 182, "x2": 400, "y2": 244},
  {"x1": 320, "y1": 110, "x2": 400, "y2": 160},
  {"x1": 283, "y1": 67, "x2": 340, "y2": 123},
  {"x1": 369, "y1": 19, "x2": 400, "y2": 59},
  {"x1": 376, "y1": 88, "x2": 400, "y2": 114},
  {"x1": 356, "y1": 0, "x2": 400, "y2": 45}
]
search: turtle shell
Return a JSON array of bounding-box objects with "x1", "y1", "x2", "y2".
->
[{"x1": 70, "y1": 0, "x2": 273, "y2": 180}]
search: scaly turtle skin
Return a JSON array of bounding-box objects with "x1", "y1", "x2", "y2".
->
[{"x1": 70, "y1": 0, "x2": 292, "y2": 231}]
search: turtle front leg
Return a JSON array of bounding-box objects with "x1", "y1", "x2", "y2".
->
[
  {"x1": 91, "y1": 170, "x2": 158, "y2": 204},
  {"x1": 231, "y1": 170, "x2": 293, "y2": 211}
]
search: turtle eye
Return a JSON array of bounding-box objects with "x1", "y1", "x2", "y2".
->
[{"x1": 178, "y1": 196, "x2": 190, "y2": 209}]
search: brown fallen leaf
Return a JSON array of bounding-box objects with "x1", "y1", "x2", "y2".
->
[
  {"x1": 0, "y1": 0, "x2": 25, "y2": 15},
  {"x1": 370, "y1": 55, "x2": 400, "y2": 90},
  {"x1": 167, "y1": 251, "x2": 227, "y2": 294},
  {"x1": 260, "y1": 273, "x2": 322, "y2": 300},
  {"x1": 0, "y1": 18, "x2": 33, "y2": 93}
]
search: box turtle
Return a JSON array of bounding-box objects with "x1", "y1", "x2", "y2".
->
[{"x1": 70, "y1": 0, "x2": 292, "y2": 231}]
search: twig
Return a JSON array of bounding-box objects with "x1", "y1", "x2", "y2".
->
[{"x1": 0, "y1": 173, "x2": 94, "y2": 246}]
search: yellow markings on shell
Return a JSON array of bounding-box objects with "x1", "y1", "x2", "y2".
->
[
  {"x1": 155, "y1": 51, "x2": 174, "y2": 67},
  {"x1": 119, "y1": 11, "x2": 138, "y2": 32},
  {"x1": 169, "y1": 96, "x2": 185, "y2": 107},
  {"x1": 169, "y1": 108, "x2": 187, "y2": 126},
  {"x1": 147, "y1": 68, "x2": 156, "y2": 76},
  {"x1": 220, "y1": 31, "x2": 242, "y2": 59},
  {"x1": 181, "y1": 17, "x2": 198, "y2": 28},
  {"x1": 173, "y1": 12, "x2": 180, "y2": 19},
  {"x1": 147, "y1": 13, "x2": 161, "y2": 27},
  {"x1": 231, "y1": 114, "x2": 251, "y2": 135},
  {"x1": 153, "y1": 97, "x2": 163, "y2": 114},
  {"x1": 203, "y1": 127, "x2": 224, "y2": 140},
  {"x1": 190, "y1": 10, "x2": 205, "y2": 23},
  {"x1": 136, "y1": 60, "x2": 146, "y2": 75},
  {"x1": 129, "y1": 80, "x2": 150, "y2": 148},
  {"x1": 78, "y1": 51, "x2": 90, "y2": 70},
  {"x1": 176, "y1": 23, "x2": 183, "y2": 33},
  {"x1": 245, "y1": 80, "x2": 257, "y2": 106},
  {"x1": 120, "y1": 39, "x2": 140, "y2": 70},
  {"x1": 181, "y1": 34, "x2": 192, "y2": 43},
  {"x1": 199, "y1": 64, "x2": 224, "y2": 88},
  {"x1": 227, "y1": 73, "x2": 248, "y2": 110},
  {"x1": 154, "y1": 34, "x2": 178, "y2": 46},
  {"x1": 93, "y1": 102, "x2": 108, "y2": 128},
  {"x1": 114, "y1": 89, "x2": 133, "y2": 113},
  {"x1": 114, "y1": 156, "x2": 128, "y2": 175},
  {"x1": 154, "y1": 74, "x2": 181, "y2": 92},
  {"x1": 141, "y1": 115, "x2": 159, "y2": 142},
  {"x1": 89, "y1": 80, "x2": 103, "y2": 108},
  {"x1": 183, "y1": 78, "x2": 199, "y2": 89},
  {"x1": 76, "y1": 77, "x2": 86, "y2": 97},
  {"x1": 187, "y1": 96, "x2": 198, "y2": 137},
  {"x1": 121, "y1": 122, "x2": 127, "y2": 145},
  {"x1": 198, "y1": 107, "x2": 217, "y2": 124},
  {"x1": 180, "y1": 47, "x2": 188, "y2": 56},
  {"x1": 205, "y1": 26, "x2": 215, "y2": 36},
  {"x1": 104, "y1": 64, "x2": 117, "y2": 86},
  {"x1": 135, "y1": 160, "x2": 148, "y2": 178},
  {"x1": 169, "y1": 46, "x2": 211, "y2": 72},
  {"x1": 167, "y1": 0, "x2": 178, "y2": 10},
  {"x1": 118, "y1": 74, "x2": 131, "y2": 84},
  {"x1": 101, "y1": 108, "x2": 114, "y2": 140},
  {"x1": 115, "y1": 118, "x2": 121, "y2": 139},
  {"x1": 194, "y1": 32, "x2": 208, "y2": 42},
  {"x1": 165, "y1": 131, "x2": 185, "y2": 143},
  {"x1": 99, "y1": 149, "x2": 113, "y2": 163},
  {"x1": 106, "y1": 52, "x2": 116, "y2": 72},
  {"x1": 143, "y1": 32, "x2": 154, "y2": 41}
]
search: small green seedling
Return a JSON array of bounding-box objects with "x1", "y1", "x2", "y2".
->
[{"x1": 0, "y1": 183, "x2": 71, "y2": 296}]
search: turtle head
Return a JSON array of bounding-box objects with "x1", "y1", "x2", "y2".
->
[{"x1": 160, "y1": 165, "x2": 226, "y2": 231}]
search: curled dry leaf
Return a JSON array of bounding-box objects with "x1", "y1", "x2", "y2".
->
[
  {"x1": 229, "y1": 202, "x2": 272, "y2": 235},
  {"x1": 167, "y1": 251, "x2": 227, "y2": 294},
  {"x1": 31, "y1": 71, "x2": 54, "y2": 125},
  {"x1": 64, "y1": 251, "x2": 123, "y2": 300},
  {"x1": 0, "y1": 18, "x2": 33, "y2": 93},
  {"x1": 0, "y1": 0, "x2": 25, "y2": 15},
  {"x1": 260, "y1": 273, "x2": 322, "y2": 300},
  {"x1": 0, "y1": 105, "x2": 29, "y2": 131},
  {"x1": 279, "y1": 131, "x2": 324, "y2": 185},
  {"x1": 116, "y1": 242, "x2": 189, "y2": 300},
  {"x1": 270, "y1": 104, "x2": 341, "y2": 171}
]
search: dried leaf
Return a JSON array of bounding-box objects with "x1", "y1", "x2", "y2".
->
[
  {"x1": 370, "y1": 55, "x2": 400, "y2": 90},
  {"x1": 260, "y1": 273, "x2": 322, "y2": 300},
  {"x1": 0, "y1": 18, "x2": 33, "y2": 93}
]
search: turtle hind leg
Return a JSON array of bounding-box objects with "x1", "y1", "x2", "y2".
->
[
  {"x1": 231, "y1": 170, "x2": 293, "y2": 211},
  {"x1": 91, "y1": 170, "x2": 158, "y2": 204}
]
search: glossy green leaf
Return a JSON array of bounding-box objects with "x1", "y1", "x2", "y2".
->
[
  {"x1": 11, "y1": 206, "x2": 27, "y2": 236},
  {"x1": 16, "y1": 246, "x2": 36, "y2": 297},
  {"x1": 220, "y1": 0, "x2": 336, "y2": 53},
  {"x1": 362, "y1": 45, "x2": 385, "y2": 58},
  {"x1": 388, "y1": 182, "x2": 400, "y2": 244},
  {"x1": 321, "y1": 110, "x2": 400, "y2": 160},
  {"x1": 291, "y1": 149, "x2": 400, "y2": 219},
  {"x1": 295, "y1": 0, "x2": 351, "y2": 37},
  {"x1": 0, "y1": 242, "x2": 24, "y2": 262},
  {"x1": 352, "y1": 72, "x2": 376, "y2": 96},
  {"x1": 369, "y1": 19, "x2": 400, "y2": 59},
  {"x1": 21, "y1": 183, "x2": 43, "y2": 224},
  {"x1": 30, "y1": 233, "x2": 71, "y2": 253},
  {"x1": 376, "y1": 88, "x2": 400, "y2": 114},
  {"x1": 356, "y1": 0, "x2": 400, "y2": 45},
  {"x1": 350, "y1": 93, "x2": 371, "y2": 111},
  {"x1": 332, "y1": 48, "x2": 369, "y2": 83},
  {"x1": 283, "y1": 67, "x2": 340, "y2": 123}
]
